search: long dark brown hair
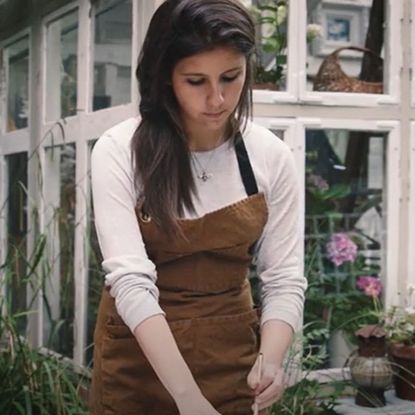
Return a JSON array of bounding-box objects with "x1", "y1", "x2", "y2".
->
[{"x1": 132, "y1": 0, "x2": 255, "y2": 236}]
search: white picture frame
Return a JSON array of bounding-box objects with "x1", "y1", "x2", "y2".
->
[{"x1": 310, "y1": 1, "x2": 370, "y2": 58}]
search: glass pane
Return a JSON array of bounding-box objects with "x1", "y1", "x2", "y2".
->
[
  {"x1": 6, "y1": 37, "x2": 29, "y2": 132},
  {"x1": 250, "y1": 0, "x2": 289, "y2": 91},
  {"x1": 43, "y1": 144, "x2": 76, "y2": 357},
  {"x1": 93, "y1": 0, "x2": 132, "y2": 111},
  {"x1": 304, "y1": 129, "x2": 387, "y2": 369},
  {"x1": 86, "y1": 140, "x2": 104, "y2": 366},
  {"x1": 307, "y1": 0, "x2": 385, "y2": 94},
  {"x1": 270, "y1": 128, "x2": 285, "y2": 140},
  {"x1": 5, "y1": 153, "x2": 28, "y2": 334},
  {"x1": 46, "y1": 10, "x2": 79, "y2": 121}
]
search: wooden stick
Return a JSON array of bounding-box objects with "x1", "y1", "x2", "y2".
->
[{"x1": 253, "y1": 353, "x2": 263, "y2": 415}]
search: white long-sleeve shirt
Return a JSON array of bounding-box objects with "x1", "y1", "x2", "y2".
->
[{"x1": 91, "y1": 117, "x2": 306, "y2": 334}]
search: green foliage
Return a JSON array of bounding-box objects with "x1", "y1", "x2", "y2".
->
[
  {"x1": 0, "y1": 314, "x2": 88, "y2": 415},
  {"x1": 252, "y1": 1, "x2": 288, "y2": 88},
  {"x1": 305, "y1": 258, "x2": 380, "y2": 344},
  {"x1": 304, "y1": 150, "x2": 382, "y2": 359},
  {"x1": 385, "y1": 304, "x2": 415, "y2": 346},
  {"x1": 0, "y1": 236, "x2": 88, "y2": 415},
  {"x1": 0, "y1": 311, "x2": 88, "y2": 414},
  {"x1": 270, "y1": 325, "x2": 347, "y2": 414},
  {"x1": 271, "y1": 379, "x2": 344, "y2": 415}
]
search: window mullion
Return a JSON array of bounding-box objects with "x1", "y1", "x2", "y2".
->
[
  {"x1": 26, "y1": 10, "x2": 45, "y2": 348},
  {"x1": 72, "y1": 0, "x2": 92, "y2": 368}
]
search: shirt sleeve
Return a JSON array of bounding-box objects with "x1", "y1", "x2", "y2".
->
[
  {"x1": 255, "y1": 141, "x2": 307, "y2": 332},
  {"x1": 91, "y1": 132, "x2": 165, "y2": 333}
]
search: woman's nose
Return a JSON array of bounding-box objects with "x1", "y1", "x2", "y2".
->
[{"x1": 206, "y1": 82, "x2": 225, "y2": 108}]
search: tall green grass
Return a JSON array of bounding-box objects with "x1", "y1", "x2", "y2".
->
[{"x1": 0, "y1": 235, "x2": 88, "y2": 415}]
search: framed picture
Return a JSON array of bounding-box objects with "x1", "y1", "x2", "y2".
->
[
  {"x1": 310, "y1": 1, "x2": 370, "y2": 58},
  {"x1": 326, "y1": 14, "x2": 352, "y2": 43}
]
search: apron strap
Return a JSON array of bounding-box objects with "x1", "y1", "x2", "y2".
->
[{"x1": 235, "y1": 133, "x2": 259, "y2": 196}]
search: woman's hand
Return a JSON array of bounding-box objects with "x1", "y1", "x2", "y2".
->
[
  {"x1": 247, "y1": 354, "x2": 286, "y2": 411},
  {"x1": 175, "y1": 390, "x2": 222, "y2": 415}
]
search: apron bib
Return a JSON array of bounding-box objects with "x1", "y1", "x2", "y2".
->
[{"x1": 89, "y1": 137, "x2": 270, "y2": 415}]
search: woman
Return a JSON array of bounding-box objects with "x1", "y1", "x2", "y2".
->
[{"x1": 89, "y1": 0, "x2": 306, "y2": 414}]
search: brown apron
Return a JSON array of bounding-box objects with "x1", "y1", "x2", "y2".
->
[{"x1": 89, "y1": 138, "x2": 270, "y2": 414}]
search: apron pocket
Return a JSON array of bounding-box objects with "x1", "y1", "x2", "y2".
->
[
  {"x1": 101, "y1": 319, "x2": 193, "y2": 415},
  {"x1": 192, "y1": 309, "x2": 260, "y2": 413}
]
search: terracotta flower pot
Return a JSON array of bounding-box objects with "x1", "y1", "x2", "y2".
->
[
  {"x1": 350, "y1": 325, "x2": 393, "y2": 407},
  {"x1": 252, "y1": 82, "x2": 279, "y2": 91},
  {"x1": 388, "y1": 343, "x2": 415, "y2": 401}
]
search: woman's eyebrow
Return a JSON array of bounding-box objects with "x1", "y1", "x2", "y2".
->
[{"x1": 180, "y1": 66, "x2": 243, "y2": 76}]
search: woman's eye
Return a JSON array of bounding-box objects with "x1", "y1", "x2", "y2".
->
[
  {"x1": 187, "y1": 78, "x2": 205, "y2": 86},
  {"x1": 221, "y1": 73, "x2": 240, "y2": 83},
  {"x1": 186, "y1": 73, "x2": 240, "y2": 86}
]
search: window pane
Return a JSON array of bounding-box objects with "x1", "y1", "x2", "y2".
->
[
  {"x1": 6, "y1": 37, "x2": 29, "y2": 132},
  {"x1": 304, "y1": 129, "x2": 386, "y2": 369},
  {"x1": 250, "y1": 0, "x2": 289, "y2": 91},
  {"x1": 93, "y1": 0, "x2": 132, "y2": 111},
  {"x1": 46, "y1": 10, "x2": 79, "y2": 121},
  {"x1": 270, "y1": 129, "x2": 285, "y2": 140},
  {"x1": 5, "y1": 153, "x2": 28, "y2": 334},
  {"x1": 43, "y1": 144, "x2": 76, "y2": 358},
  {"x1": 86, "y1": 140, "x2": 104, "y2": 366},
  {"x1": 307, "y1": 0, "x2": 385, "y2": 94}
]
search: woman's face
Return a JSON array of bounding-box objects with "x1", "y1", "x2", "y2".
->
[{"x1": 171, "y1": 47, "x2": 246, "y2": 137}]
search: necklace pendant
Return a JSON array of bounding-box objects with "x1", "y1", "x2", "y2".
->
[{"x1": 199, "y1": 171, "x2": 212, "y2": 182}]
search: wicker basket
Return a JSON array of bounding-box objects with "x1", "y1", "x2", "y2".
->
[{"x1": 313, "y1": 46, "x2": 383, "y2": 94}]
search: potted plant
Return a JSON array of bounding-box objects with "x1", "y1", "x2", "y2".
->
[
  {"x1": 305, "y1": 227, "x2": 383, "y2": 365},
  {"x1": 251, "y1": 0, "x2": 288, "y2": 90},
  {"x1": 384, "y1": 285, "x2": 415, "y2": 401},
  {"x1": 303, "y1": 163, "x2": 383, "y2": 368},
  {"x1": 251, "y1": 1, "x2": 322, "y2": 90}
]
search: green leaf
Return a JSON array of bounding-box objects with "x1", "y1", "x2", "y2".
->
[
  {"x1": 256, "y1": 5, "x2": 278, "y2": 13},
  {"x1": 263, "y1": 37, "x2": 281, "y2": 53},
  {"x1": 276, "y1": 55, "x2": 287, "y2": 65}
]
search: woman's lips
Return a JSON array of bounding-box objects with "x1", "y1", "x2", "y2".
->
[{"x1": 204, "y1": 110, "x2": 226, "y2": 118}]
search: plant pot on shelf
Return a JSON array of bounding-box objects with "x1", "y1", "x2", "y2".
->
[
  {"x1": 328, "y1": 330, "x2": 354, "y2": 368},
  {"x1": 388, "y1": 343, "x2": 415, "y2": 401},
  {"x1": 349, "y1": 325, "x2": 393, "y2": 407},
  {"x1": 252, "y1": 82, "x2": 279, "y2": 91}
]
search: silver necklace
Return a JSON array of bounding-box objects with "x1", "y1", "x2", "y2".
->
[{"x1": 191, "y1": 137, "x2": 224, "y2": 182}]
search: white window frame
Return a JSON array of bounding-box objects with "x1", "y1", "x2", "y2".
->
[
  {"x1": 0, "y1": 47, "x2": 6, "y2": 137},
  {"x1": 411, "y1": 2, "x2": 415, "y2": 107},
  {"x1": 296, "y1": 0, "x2": 402, "y2": 107},
  {"x1": 252, "y1": 2, "x2": 299, "y2": 104},
  {"x1": 0, "y1": 29, "x2": 32, "y2": 327},
  {"x1": 87, "y1": 0, "x2": 137, "y2": 116},
  {"x1": 36, "y1": 0, "x2": 151, "y2": 367},
  {"x1": 41, "y1": 143, "x2": 74, "y2": 351},
  {"x1": 0, "y1": 28, "x2": 31, "y2": 150},
  {"x1": 297, "y1": 118, "x2": 401, "y2": 310},
  {"x1": 42, "y1": 3, "x2": 80, "y2": 125},
  {"x1": 0, "y1": 155, "x2": 7, "y2": 306},
  {"x1": 253, "y1": 116, "x2": 297, "y2": 148},
  {"x1": 408, "y1": 122, "x2": 415, "y2": 289},
  {"x1": 37, "y1": 103, "x2": 79, "y2": 359}
]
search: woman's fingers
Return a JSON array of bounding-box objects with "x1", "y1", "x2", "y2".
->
[
  {"x1": 247, "y1": 354, "x2": 287, "y2": 411},
  {"x1": 247, "y1": 354, "x2": 262, "y2": 389},
  {"x1": 252, "y1": 368, "x2": 286, "y2": 409},
  {"x1": 257, "y1": 362, "x2": 280, "y2": 392}
]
